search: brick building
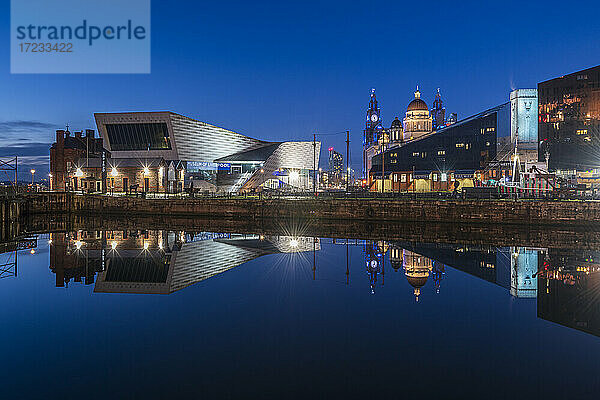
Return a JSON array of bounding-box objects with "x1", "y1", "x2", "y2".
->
[{"x1": 50, "y1": 129, "x2": 105, "y2": 191}]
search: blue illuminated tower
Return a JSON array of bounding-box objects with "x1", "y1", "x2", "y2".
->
[{"x1": 363, "y1": 88, "x2": 385, "y2": 178}]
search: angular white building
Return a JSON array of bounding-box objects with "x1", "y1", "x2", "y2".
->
[{"x1": 94, "y1": 111, "x2": 320, "y2": 193}]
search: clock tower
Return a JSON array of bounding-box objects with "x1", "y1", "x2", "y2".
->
[
  {"x1": 363, "y1": 88, "x2": 385, "y2": 179},
  {"x1": 364, "y1": 88, "x2": 383, "y2": 146}
]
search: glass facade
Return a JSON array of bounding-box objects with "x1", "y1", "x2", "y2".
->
[
  {"x1": 538, "y1": 65, "x2": 600, "y2": 171},
  {"x1": 105, "y1": 123, "x2": 171, "y2": 151}
]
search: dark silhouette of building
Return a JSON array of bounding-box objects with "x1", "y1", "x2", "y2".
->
[
  {"x1": 431, "y1": 88, "x2": 446, "y2": 129},
  {"x1": 538, "y1": 65, "x2": 600, "y2": 171}
]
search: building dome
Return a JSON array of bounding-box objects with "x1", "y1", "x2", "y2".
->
[
  {"x1": 403, "y1": 86, "x2": 433, "y2": 141},
  {"x1": 391, "y1": 117, "x2": 402, "y2": 128},
  {"x1": 407, "y1": 97, "x2": 428, "y2": 112}
]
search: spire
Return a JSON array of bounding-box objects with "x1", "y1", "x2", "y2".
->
[{"x1": 414, "y1": 85, "x2": 421, "y2": 99}]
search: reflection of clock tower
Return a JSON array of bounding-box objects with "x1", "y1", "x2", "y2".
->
[{"x1": 363, "y1": 88, "x2": 385, "y2": 179}]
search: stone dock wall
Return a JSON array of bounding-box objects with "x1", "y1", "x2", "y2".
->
[{"x1": 23, "y1": 192, "x2": 600, "y2": 227}]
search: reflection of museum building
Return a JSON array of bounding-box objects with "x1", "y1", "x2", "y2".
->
[
  {"x1": 49, "y1": 230, "x2": 319, "y2": 294},
  {"x1": 50, "y1": 112, "x2": 320, "y2": 194}
]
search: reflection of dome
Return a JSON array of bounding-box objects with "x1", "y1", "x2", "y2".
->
[
  {"x1": 403, "y1": 249, "x2": 432, "y2": 302},
  {"x1": 406, "y1": 274, "x2": 429, "y2": 288},
  {"x1": 389, "y1": 246, "x2": 403, "y2": 271},
  {"x1": 407, "y1": 98, "x2": 428, "y2": 112}
]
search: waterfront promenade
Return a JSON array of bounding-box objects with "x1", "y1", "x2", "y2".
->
[{"x1": 21, "y1": 192, "x2": 600, "y2": 227}]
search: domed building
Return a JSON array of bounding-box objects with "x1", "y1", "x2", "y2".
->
[
  {"x1": 403, "y1": 249, "x2": 433, "y2": 301},
  {"x1": 403, "y1": 87, "x2": 433, "y2": 141},
  {"x1": 389, "y1": 117, "x2": 404, "y2": 143}
]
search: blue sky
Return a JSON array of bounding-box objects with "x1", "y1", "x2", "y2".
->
[{"x1": 1, "y1": 0, "x2": 599, "y2": 179}]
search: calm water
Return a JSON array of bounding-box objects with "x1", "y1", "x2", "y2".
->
[{"x1": 1, "y1": 224, "x2": 600, "y2": 399}]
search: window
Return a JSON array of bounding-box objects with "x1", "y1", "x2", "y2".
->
[
  {"x1": 393, "y1": 174, "x2": 398, "y2": 182},
  {"x1": 401, "y1": 174, "x2": 407, "y2": 183},
  {"x1": 456, "y1": 143, "x2": 465, "y2": 148},
  {"x1": 576, "y1": 129, "x2": 588, "y2": 135},
  {"x1": 433, "y1": 174, "x2": 438, "y2": 182},
  {"x1": 441, "y1": 173, "x2": 447, "y2": 182},
  {"x1": 437, "y1": 150, "x2": 445, "y2": 155},
  {"x1": 105, "y1": 123, "x2": 171, "y2": 151},
  {"x1": 412, "y1": 152, "x2": 420, "y2": 157}
]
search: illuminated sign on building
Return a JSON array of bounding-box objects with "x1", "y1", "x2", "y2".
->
[{"x1": 187, "y1": 161, "x2": 231, "y2": 172}]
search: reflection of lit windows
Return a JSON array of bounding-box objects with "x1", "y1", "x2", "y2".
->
[
  {"x1": 437, "y1": 150, "x2": 445, "y2": 155},
  {"x1": 456, "y1": 143, "x2": 464, "y2": 148},
  {"x1": 576, "y1": 129, "x2": 588, "y2": 135},
  {"x1": 412, "y1": 152, "x2": 420, "y2": 157}
]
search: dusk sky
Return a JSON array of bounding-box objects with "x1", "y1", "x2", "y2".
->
[{"x1": 1, "y1": 0, "x2": 599, "y2": 179}]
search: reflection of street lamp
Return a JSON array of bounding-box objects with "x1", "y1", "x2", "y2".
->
[{"x1": 30, "y1": 169, "x2": 35, "y2": 185}]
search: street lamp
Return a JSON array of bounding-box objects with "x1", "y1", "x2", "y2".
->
[
  {"x1": 48, "y1": 173, "x2": 53, "y2": 191},
  {"x1": 30, "y1": 169, "x2": 35, "y2": 185}
]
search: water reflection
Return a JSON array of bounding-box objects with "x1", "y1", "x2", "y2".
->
[
  {"x1": 49, "y1": 230, "x2": 320, "y2": 294},
  {"x1": 366, "y1": 240, "x2": 600, "y2": 337},
  {"x1": 3, "y1": 226, "x2": 600, "y2": 340}
]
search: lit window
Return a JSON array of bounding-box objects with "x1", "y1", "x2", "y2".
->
[
  {"x1": 456, "y1": 143, "x2": 464, "y2": 148},
  {"x1": 437, "y1": 150, "x2": 445, "y2": 155},
  {"x1": 401, "y1": 174, "x2": 407, "y2": 183},
  {"x1": 576, "y1": 129, "x2": 588, "y2": 135},
  {"x1": 412, "y1": 152, "x2": 420, "y2": 157}
]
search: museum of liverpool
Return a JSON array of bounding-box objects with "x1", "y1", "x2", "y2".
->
[{"x1": 50, "y1": 111, "x2": 320, "y2": 194}]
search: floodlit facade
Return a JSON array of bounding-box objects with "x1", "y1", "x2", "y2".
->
[
  {"x1": 369, "y1": 89, "x2": 538, "y2": 192},
  {"x1": 94, "y1": 111, "x2": 320, "y2": 193},
  {"x1": 538, "y1": 65, "x2": 600, "y2": 171}
]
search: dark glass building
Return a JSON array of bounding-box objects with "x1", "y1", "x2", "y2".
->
[
  {"x1": 371, "y1": 103, "x2": 510, "y2": 182},
  {"x1": 538, "y1": 65, "x2": 600, "y2": 171}
]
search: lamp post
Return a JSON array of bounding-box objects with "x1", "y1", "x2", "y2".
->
[
  {"x1": 48, "y1": 173, "x2": 53, "y2": 191},
  {"x1": 30, "y1": 169, "x2": 35, "y2": 186}
]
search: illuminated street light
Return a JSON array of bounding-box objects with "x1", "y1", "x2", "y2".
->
[
  {"x1": 30, "y1": 169, "x2": 35, "y2": 185},
  {"x1": 111, "y1": 241, "x2": 117, "y2": 250},
  {"x1": 289, "y1": 171, "x2": 300, "y2": 181},
  {"x1": 290, "y1": 239, "x2": 299, "y2": 248},
  {"x1": 75, "y1": 241, "x2": 83, "y2": 250},
  {"x1": 75, "y1": 168, "x2": 83, "y2": 177},
  {"x1": 143, "y1": 167, "x2": 150, "y2": 175},
  {"x1": 143, "y1": 242, "x2": 150, "y2": 250},
  {"x1": 110, "y1": 167, "x2": 118, "y2": 177}
]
